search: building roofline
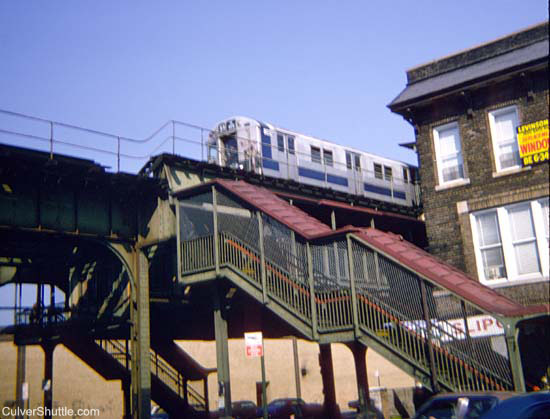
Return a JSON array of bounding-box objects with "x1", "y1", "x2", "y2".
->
[
  {"x1": 405, "y1": 21, "x2": 548, "y2": 85},
  {"x1": 407, "y1": 21, "x2": 548, "y2": 73}
]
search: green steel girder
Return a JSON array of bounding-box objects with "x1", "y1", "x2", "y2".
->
[{"x1": 0, "y1": 144, "x2": 166, "y2": 241}]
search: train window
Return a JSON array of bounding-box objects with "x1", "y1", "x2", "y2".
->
[
  {"x1": 288, "y1": 137, "x2": 295, "y2": 155},
  {"x1": 374, "y1": 163, "x2": 383, "y2": 179},
  {"x1": 277, "y1": 134, "x2": 285, "y2": 152},
  {"x1": 384, "y1": 166, "x2": 393, "y2": 181},
  {"x1": 311, "y1": 146, "x2": 321, "y2": 164},
  {"x1": 346, "y1": 152, "x2": 352, "y2": 169},
  {"x1": 403, "y1": 167, "x2": 409, "y2": 183},
  {"x1": 354, "y1": 154, "x2": 361, "y2": 171},
  {"x1": 323, "y1": 149, "x2": 333, "y2": 167}
]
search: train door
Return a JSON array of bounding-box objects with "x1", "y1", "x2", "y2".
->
[
  {"x1": 285, "y1": 134, "x2": 297, "y2": 179},
  {"x1": 346, "y1": 151, "x2": 363, "y2": 194},
  {"x1": 220, "y1": 135, "x2": 239, "y2": 168},
  {"x1": 273, "y1": 132, "x2": 288, "y2": 177}
]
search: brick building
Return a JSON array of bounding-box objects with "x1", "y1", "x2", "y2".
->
[{"x1": 389, "y1": 22, "x2": 549, "y2": 305}]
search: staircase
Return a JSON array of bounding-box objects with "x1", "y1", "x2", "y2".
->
[
  {"x1": 64, "y1": 337, "x2": 208, "y2": 417},
  {"x1": 177, "y1": 181, "x2": 545, "y2": 392}
]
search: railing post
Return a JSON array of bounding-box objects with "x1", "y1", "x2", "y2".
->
[
  {"x1": 204, "y1": 377, "x2": 210, "y2": 413},
  {"x1": 419, "y1": 278, "x2": 439, "y2": 393},
  {"x1": 49, "y1": 121, "x2": 54, "y2": 159},
  {"x1": 306, "y1": 243, "x2": 318, "y2": 340},
  {"x1": 201, "y1": 128, "x2": 204, "y2": 162},
  {"x1": 117, "y1": 136, "x2": 121, "y2": 172},
  {"x1": 212, "y1": 186, "x2": 220, "y2": 274},
  {"x1": 504, "y1": 319, "x2": 526, "y2": 391},
  {"x1": 183, "y1": 378, "x2": 189, "y2": 404},
  {"x1": 347, "y1": 235, "x2": 361, "y2": 338},
  {"x1": 290, "y1": 230, "x2": 298, "y2": 280},
  {"x1": 257, "y1": 212, "x2": 268, "y2": 303},
  {"x1": 172, "y1": 120, "x2": 176, "y2": 155}
]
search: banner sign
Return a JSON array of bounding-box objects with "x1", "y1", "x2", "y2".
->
[
  {"x1": 517, "y1": 119, "x2": 549, "y2": 167},
  {"x1": 399, "y1": 314, "x2": 504, "y2": 343}
]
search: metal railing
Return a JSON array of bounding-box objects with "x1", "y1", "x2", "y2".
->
[
  {"x1": 97, "y1": 339, "x2": 207, "y2": 410},
  {"x1": 179, "y1": 187, "x2": 517, "y2": 392},
  {"x1": 0, "y1": 109, "x2": 420, "y2": 206},
  {"x1": 8, "y1": 304, "x2": 68, "y2": 327}
]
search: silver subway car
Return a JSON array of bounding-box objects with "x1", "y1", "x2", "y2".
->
[{"x1": 207, "y1": 116, "x2": 419, "y2": 207}]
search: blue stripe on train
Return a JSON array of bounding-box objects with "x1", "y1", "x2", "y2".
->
[
  {"x1": 298, "y1": 167, "x2": 349, "y2": 187},
  {"x1": 298, "y1": 167, "x2": 324, "y2": 181},
  {"x1": 364, "y1": 183, "x2": 406, "y2": 200},
  {"x1": 327, "y1": 174, "x2": 348, "y2": 186},
  {"x1": 263, "y1": 159, "x2": 280, "y2": 171}
]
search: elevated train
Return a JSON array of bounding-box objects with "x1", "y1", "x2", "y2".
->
[{"x1": 207, "y1": 116, "x2": 420, "y2": 207}]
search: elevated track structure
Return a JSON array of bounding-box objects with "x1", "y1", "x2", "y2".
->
[{"x1": 0, "y1": 111, "x2": 548, "y2": 418}]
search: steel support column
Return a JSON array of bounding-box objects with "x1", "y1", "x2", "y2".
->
[
  {"x1": 213, "y1": 287, "x2": 232, "y2": 418},
  {"x1": 504, "y1": 320, "x2": 526, "y2": 391},
  {"x1": 42, "y1": 341, "x2": 56, "y2": 419},
  {"x1": 319, "y1": 344, "x2": 339, "y2": 419},
  {"x1": 347, "y1": 342, "x2": 370, "y2": 418},
  {"x1": 292, "y1": 337, "x2": 302, "y2": 399},
  {"x1": 131, "y1": 249, "x2": 151, "y2": 419},
  {"x1": 15, "y1": 344, "x2": 26, "y2": 419},
  {"x1": 122, "y1": 379, "x2": 131, "y2": 419}
]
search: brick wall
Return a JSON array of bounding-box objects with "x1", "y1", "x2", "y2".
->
[{"x1": 413, "y1": 68, "x2": 548, "y2": 303}]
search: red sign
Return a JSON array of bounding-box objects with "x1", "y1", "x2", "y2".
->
[{"x1": 245, "y1": 332, "x2": 263, "y2": 358}]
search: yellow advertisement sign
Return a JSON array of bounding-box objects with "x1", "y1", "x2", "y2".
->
[{"x1": 517, "y1": 119, "x2": 549, "y2": 167}]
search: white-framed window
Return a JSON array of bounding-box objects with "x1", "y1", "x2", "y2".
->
[
  {"x1": 471, "y1": 198, "x2": 550, "y2": 284},
  {"x1": 488, "y1": 105, "x2": 521, "y2": 172},
  {"x1": 433, "y1": 122, "x2": 466, "y2": 185}
]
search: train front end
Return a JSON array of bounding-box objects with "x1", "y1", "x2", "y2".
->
[{"x1": 207, "y1": 117, "x2": 262, "y2": 172}]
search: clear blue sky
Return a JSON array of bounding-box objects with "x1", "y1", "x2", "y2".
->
[
  {"x1": 0, "y1": 1, "x2": 547, "y2": 170},
  {"x1": 0, "y1": 2, "x2": 547, "y2": 319}
]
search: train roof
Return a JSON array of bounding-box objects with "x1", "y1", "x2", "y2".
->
[{"x1": 216, "y1": 116, "x2": 417, "y2": 168}]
